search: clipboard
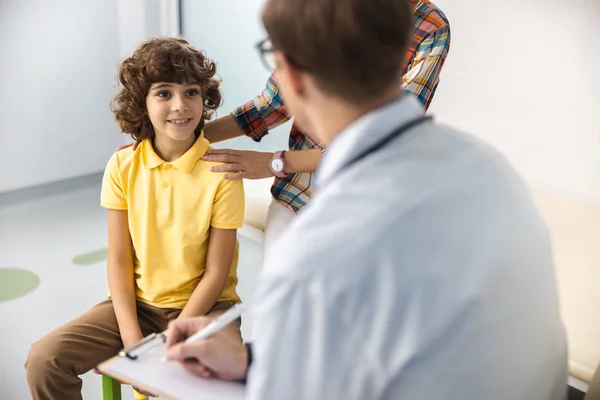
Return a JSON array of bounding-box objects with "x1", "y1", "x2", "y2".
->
[{"x1": 97, "y1": 333, "x2": 245, "y2": 400}]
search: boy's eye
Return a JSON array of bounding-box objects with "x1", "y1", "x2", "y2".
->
[
  {"x1": 157, "y1": 90, "x2": 171, "y2": 98},
  {"x1": 186, "y1": 88, "x2": 200, "y2": 96}
]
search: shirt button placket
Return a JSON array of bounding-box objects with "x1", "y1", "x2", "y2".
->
[
  {"x1": 163, "y1": 164, "x2": 171, "y2": 189},
  {"x1": 158, "y1": 164, "x2": 171, "y2": 218}
]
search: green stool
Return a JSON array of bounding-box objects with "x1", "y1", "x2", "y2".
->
[
  {"x1": 102, "y1": 375, "x2": 122, "y2": 400},
  {"x1": 100, "y1": 373, "x2": 148, "y2": 400}
]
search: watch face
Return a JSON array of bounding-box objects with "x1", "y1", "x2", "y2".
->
[{"x1": 270, "y1": 158, "x2": 284, "y2": 172}]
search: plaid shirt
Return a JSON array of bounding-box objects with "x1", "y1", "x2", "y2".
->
[
  {"x1": 232, "y1": 0, "x2": 450, "y2": 213},
  {"x1": 404, "y1": 0, "x2": 451, "y2": 110}
]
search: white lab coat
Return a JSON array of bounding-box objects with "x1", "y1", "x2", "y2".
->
[{"x1": 246, "y1": 96, "x2": 567, "y2": 400}]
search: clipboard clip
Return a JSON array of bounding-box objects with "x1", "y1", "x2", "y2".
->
[{"x1": 119, "y1": 332, "x2": 167, "y2": 360}]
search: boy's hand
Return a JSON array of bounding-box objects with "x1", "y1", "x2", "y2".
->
[
  {"x1": 121, "y1": 329, "x2": 144, "y2": 349},
  {"x1": 116, "y1": 142, "x2": 139, "y2": 152},
  {"x1": 121, "y1": 330, "x2": 159, "y2": 396},
  {"x1": 202, "y1": 149, "x2": 274, "y2": 180}
]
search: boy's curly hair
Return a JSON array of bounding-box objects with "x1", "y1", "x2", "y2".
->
[{"x1": 112, "y1": 37, "x2": 222, "y2": 142}]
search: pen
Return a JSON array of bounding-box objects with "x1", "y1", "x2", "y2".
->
[
  {"x1": 161, "y1": 304, "x2": 244, "y2": 362},
  {"x1": 185, "y1": 303, "x2": 245, "y2": 343}
]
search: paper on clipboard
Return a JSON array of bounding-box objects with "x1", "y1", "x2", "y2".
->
[{"x1": 97, "y1": 334, "x2": 245, "y2": 400}]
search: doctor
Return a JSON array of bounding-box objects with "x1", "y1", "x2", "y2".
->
[{"x1": 165, "y1": 0, "x2": 568, "y2": 398}]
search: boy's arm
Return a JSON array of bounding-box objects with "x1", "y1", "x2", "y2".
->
[
  {"x1": 178, "y1": 227, "x2": 238, "y2": 319},
  {"x1": 179, "y1": 177, "x2": 244, "y2": 318},
  {"x1": 107, "y1": 209, "x2": 143, "y2": 347}
]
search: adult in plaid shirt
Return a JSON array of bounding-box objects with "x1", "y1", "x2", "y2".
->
[
  {"x1": 201, "y1": 0, "x2": 450, "y2": 251},
  {"x1": 119, "y1": 1, "x2": 450, "y2": 251}
]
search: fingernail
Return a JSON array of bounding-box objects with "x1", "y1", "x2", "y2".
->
[
  {"x1": 208, "y1": 167, "x2": 215, "y2": 171},
  {"x1": 163, "y1": 349, "x2": 175, "y2": 361}
]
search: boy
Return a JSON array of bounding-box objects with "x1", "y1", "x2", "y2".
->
[{"x1": 25, "y1": 37, "x2": 245, "y2": 400}]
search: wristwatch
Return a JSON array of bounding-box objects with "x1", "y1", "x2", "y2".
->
[{"x1": 269, "y1": 150, "x2": 287, "y2": 178}]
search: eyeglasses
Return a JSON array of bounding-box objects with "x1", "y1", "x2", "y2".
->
[
  {"x1": 255, "y1": 38, "x2": 311, "y2": 72},
  {"x1": 256, "y1": 38, "x2": 276, "y2": 71}
]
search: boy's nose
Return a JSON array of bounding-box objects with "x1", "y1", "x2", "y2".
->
[{"x1": 171, "y1": 95, "x2": 189, "y2": 111}]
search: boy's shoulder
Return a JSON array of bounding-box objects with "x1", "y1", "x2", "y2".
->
[
  {"x1": 198, "y1": 144, "x2": 238, "y2": 178},
  {"x1": 105, "y1": 143, "x2": 140, "y2": 173}
]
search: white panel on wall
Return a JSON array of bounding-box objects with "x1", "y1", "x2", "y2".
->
[
  {"x1": 430, "y1": 0, "x2": 600, "y2": 202},
  {"x1": 589, "y1": 121, "x2": 600, "y2": 202},
  {"x1": 433, "y1": 0, "x2": 600, "y2": 99},
  {"x1": 0, "y1": 0, "x2": 124, "y2": 193},
  {"x1": 180, "y1": 0, "x2": 291, "y2": 153},
  {"x1": 432, "y1": 73, "x2": 599, "y2": 197}
]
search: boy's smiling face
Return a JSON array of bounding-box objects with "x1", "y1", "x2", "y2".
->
[{"x1": 146, "y1": 82, "x2": 204, "y2": 144}]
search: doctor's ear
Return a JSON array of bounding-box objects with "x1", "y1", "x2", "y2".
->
[{"x1": 274, "y1": 52, "x2": 308, "y2": 99}]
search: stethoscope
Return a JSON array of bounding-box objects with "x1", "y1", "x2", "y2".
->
[
  {"x1": 319, "y1": 115, "x2": 433, "y2": 185},
  {"x1": 340, "y1": 115, "x2": 433, "y2": 172}
]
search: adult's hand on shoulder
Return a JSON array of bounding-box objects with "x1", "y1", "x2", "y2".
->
[
  {"x1": 202, "y1": 149, "x2": 274, "y2": 180},
  {"x1": 116, "y1": 141, "x2": 139, "y2": 152}
]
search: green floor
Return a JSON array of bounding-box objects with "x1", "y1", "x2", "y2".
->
[
  {"x1": 0, "y1": 248, "x2": 108, "y2": 302},
  {"x1": 0, "y1": 268, "x2": 40, "y2": 302},
  {"x1": 73, "y1": 248, "x2": 108, "y2": 266}
]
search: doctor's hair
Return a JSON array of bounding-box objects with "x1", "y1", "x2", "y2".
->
[
  {"x1": 111, "y1": 37, "x2": 222, "y2": 142},
  {"x1": 262, "y1": 0, "x2": 413, "y2": 104}
]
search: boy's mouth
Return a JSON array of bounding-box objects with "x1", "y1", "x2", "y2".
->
[{"x1": 167, "y1": 118, "x2": 192, "y2": 126}]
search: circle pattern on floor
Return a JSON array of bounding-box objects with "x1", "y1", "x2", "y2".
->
[
  {"x1": 72, "y1": 248, "x2": 108, "y2": 266},
  {"x1": 0, "y1": 268, "x2": 40, "y2": 302}
]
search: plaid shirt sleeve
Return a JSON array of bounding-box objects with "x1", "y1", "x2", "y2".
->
[
  {"x1": 231, "y1": 74, "x2": 292, "y2": 142},
  {"x1": 402, "y1": 25, "x2": 450, "y2": 110}
]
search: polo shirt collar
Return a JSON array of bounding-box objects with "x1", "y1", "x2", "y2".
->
[{"x1": 141, "y1": 132, "x2": 209, "y2": 173}]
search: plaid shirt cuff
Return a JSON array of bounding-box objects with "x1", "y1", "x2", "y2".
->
[{"x1": 231, "y1": 101, "x2": 270, "y2": 143}]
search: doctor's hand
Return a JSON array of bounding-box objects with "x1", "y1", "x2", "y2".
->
[
  {"x1": 202, "y1": 149, "x2": 274, "y2": 180},
  {"x1": 164, "y1": 316, "x2": 248, "y2": 381}
]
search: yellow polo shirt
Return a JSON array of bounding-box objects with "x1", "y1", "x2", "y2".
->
[{"x1": 100, "y1": 135, "x2": 244, "y2": 309}]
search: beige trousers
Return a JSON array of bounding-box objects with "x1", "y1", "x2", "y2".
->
[{"x1": 25, "y1": 299, "x2": 240, "y2": 400}]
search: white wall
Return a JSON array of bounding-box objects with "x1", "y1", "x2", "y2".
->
[
  {"x1": 117, "y1": 0, "x2": 149, "y2": 59},
  {"x1": 0, "y1": 0, "x2": 167, "y2": 194},
  {"x1": 180, "y1": 0, "x2": 291, "y2": 153},
  {"x1": 429, "y1": 0, "x2": 600, "y2": 204},
  {"x1": 0, "y1": 0, "x2": 122, "y2": 193}
]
